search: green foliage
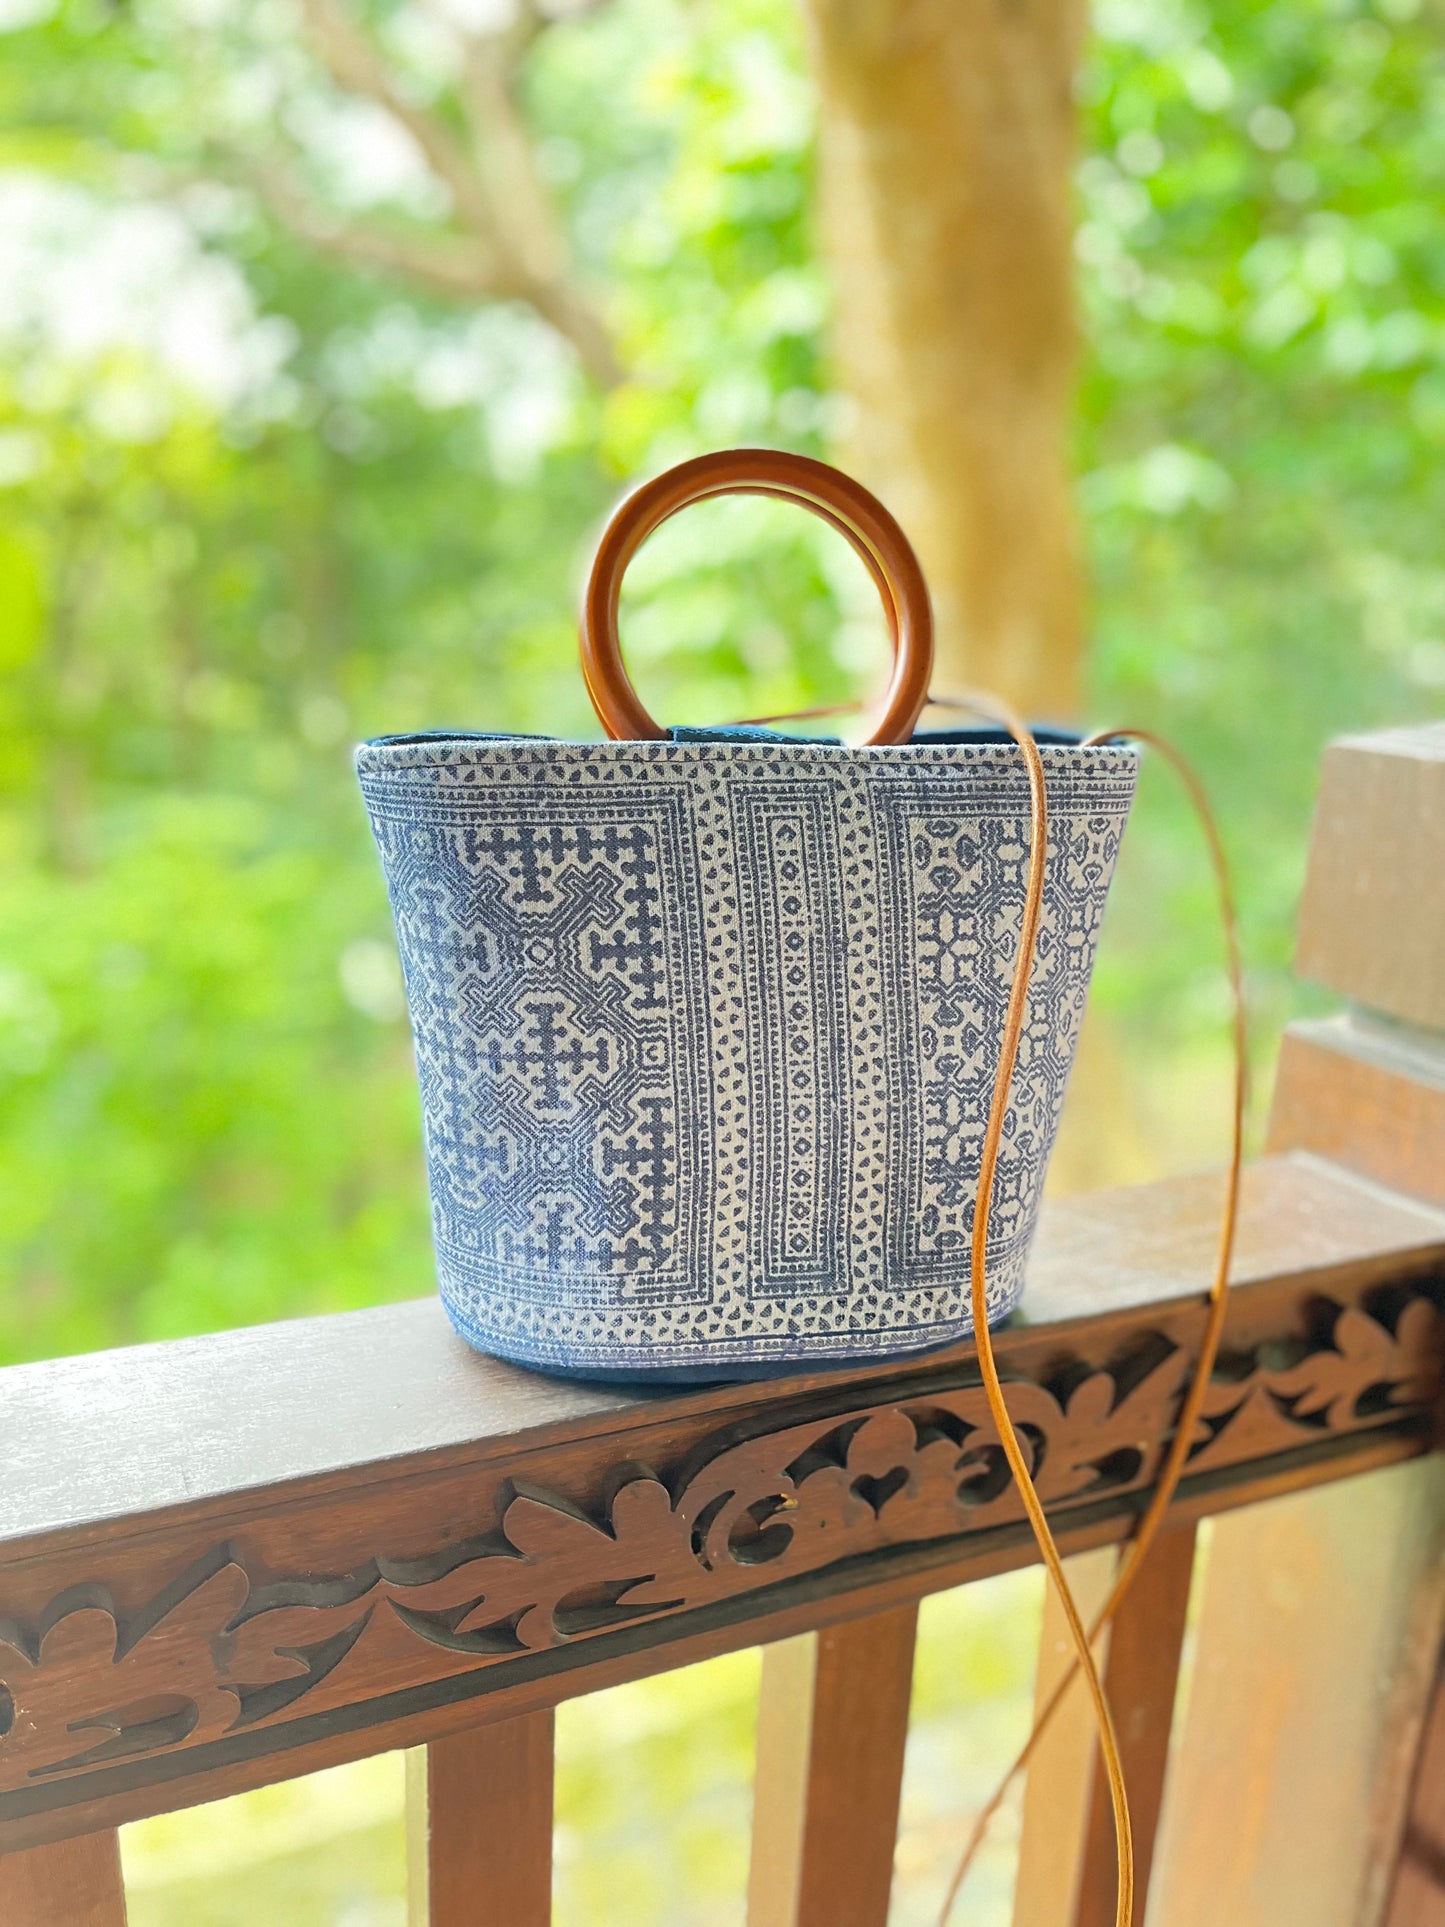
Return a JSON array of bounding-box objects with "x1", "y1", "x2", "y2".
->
[
  {"x1": 1078, "y1": 0, "x2": 1445, "y2": 1045},
  {"x1": 0, "y1": 0, "x2": 845, "y2": 1359},
  {"x1": 0, "y1": 0, "x2": 1441, "y2": 1363}
]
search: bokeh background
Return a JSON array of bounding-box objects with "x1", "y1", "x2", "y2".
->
[{"x1": 1, "y1": 0, "x2": 1441, "y2": 1917}]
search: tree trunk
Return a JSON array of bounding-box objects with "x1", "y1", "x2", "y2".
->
[{"x1": 805, "y1": 0, "x2": 1086, "y2": 719}]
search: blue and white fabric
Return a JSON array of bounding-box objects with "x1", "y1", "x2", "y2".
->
[{"x1": 358, "y1": 732, "x2": 1138, "y2": 1378}]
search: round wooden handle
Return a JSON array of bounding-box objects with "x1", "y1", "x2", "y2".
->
[{"x1": 580, "y1": 448, "x2": 935, "y2": 745}]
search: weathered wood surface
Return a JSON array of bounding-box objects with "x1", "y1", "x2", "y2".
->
[
  {"x1": 1178, "y1": 717, "x2": 1445, "y2": 1927},
  {"x1": 1148, "y1": 1457, "x2": 1445, "y2": 1927},
  {"x1": 1294, "y1": 723, "x2": 1445, "y2": 1032},
  {"x1": 747, "y1": 1605, "x2": 916, "y2": 1927},
  {"x1": 1270, "y1": 1016, "x2": 1445, "y2": 1208},
  {"x1": 1, "y1": 1155, "x2": 1442, "y2": 1852},
  {"x1": 6, "y1": 1154, "x2": 1438, "y2": 1551}
]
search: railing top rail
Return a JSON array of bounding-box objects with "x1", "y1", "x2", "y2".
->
[
  {"x1": 1, "y1": 1150, "x2": 1443, "y2": 1851},
  {"x1": 3, "y1": 1152, "x2": 1442, "y2": 1554}
]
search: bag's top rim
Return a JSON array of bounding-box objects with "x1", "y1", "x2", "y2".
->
[{"x1": 357, "y1": 726, "x2": 1141, "y2": 765}]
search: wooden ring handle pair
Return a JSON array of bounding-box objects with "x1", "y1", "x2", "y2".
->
[{"x1": 580, "y1": 449, "x2": 934, "y2": 747}]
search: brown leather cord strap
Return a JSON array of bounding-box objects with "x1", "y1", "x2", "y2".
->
[
  {"x1": 935, "y1": 709, "x2": 1247, "y2": 1927},
  {"x1": 927, "y1": 690, "x2": 1136, "y2": 1927},
  {"x1": 580, "y1": 450, "x2": 934, "y2": 746}
]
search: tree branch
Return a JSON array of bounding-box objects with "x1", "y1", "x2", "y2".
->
[
  {"x1": 452, "y1": 30, "x2": 618, "y2": 383},
  {"x1": 246, "y1": 158, "x2": 514, "y2": 302},
  {"x1": 291, "y1": 0, "x2": 619, "y2": 384},
  {"x1": 297, "y1": 0, "x2": 496, "y2": 238}
]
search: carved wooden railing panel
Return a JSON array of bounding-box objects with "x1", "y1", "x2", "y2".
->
[{"x1": 3, "y1": 1154, "x2": 1443, "y2": 1854}]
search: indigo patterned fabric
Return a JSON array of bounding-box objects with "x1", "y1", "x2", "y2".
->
[{"x1": 357, "y1": 735, "x2": 1139, "y2": 1377}]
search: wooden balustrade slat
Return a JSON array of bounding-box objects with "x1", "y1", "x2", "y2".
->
[
  {"x1": 1384, "y1": 1644, "x2": 1445, "y2": 1927},
  {"x1": 1145, "y1": 1460, "x2": 1445, "y2": 1927},
  {"x1": 748, "y1": 1604, "x2": 917, "y2": 1927},
  {"x1": 748, "y1": 1634, "x2": 816, "y2": 1927},
  {"x1": 406, "y1": 1713, "x2": 553, "y2": 1927},
  {"x1": 1012, "y1": 1548, "x2": 1117, "y2": 1927},
  {"x1": 1072, "y1": 1522, "x2": 1197, "y2": 1927},
  {"x1": 3, "y1": 1829, "x2": 128, "y2": 1926},
  {"x1": 1239, "y1": 718, "x2": 1445, "y2": 1927}
]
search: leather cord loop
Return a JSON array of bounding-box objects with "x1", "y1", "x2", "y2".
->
[
  {"x1": 580, "y1": 449, "x2": 934, "y2": 746},
  {"x1": 931, "y1": 701, "x2": 1246, "y2": 1927}
]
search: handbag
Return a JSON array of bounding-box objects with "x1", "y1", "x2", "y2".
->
[{"x1": 357, "y1": 449, "x2": 1140, "y2": 1380}]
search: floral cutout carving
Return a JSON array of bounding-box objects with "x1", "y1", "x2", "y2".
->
[{"x1": 1, "y1": 1291, "x2": 1440, "y2": 1793}]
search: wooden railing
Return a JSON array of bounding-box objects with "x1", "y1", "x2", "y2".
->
[{"x1": 4, "y1": 720, "x2": 1444, "y2": 1927}]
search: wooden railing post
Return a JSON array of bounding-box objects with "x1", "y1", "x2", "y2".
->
[
  {"x1": 4, "y1": 1830, "x2": 128, "y2": 1926},
  {"x1": 1149, "y1": 721, "x2": 1445, "y2": 1927},
  {"x1": 406, "y1": 1713, "x2": 554, "y2": 1927},
  {"x1": 747, "y1": 1603, "x2": 917, "y2": 1927},
  {"x1": 1269, "y1": 722, "x2": 1445, "y2": 1209}
]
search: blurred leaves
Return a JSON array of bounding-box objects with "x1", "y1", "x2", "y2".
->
[
  {"x1": 1077, "y1": 0, "x2": 1445, "y2": 1070},
  {"x1": 0, "y1": 0, "x2": 848, "y2": 1360},
  {"x1": 0, "y1": 0, "x2": 1442, "y2": 1360}
]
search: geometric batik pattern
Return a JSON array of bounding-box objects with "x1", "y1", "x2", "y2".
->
[{"x1": 357, "y1": 734, "x2": 1139, "y2": 1379}]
